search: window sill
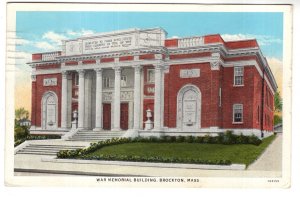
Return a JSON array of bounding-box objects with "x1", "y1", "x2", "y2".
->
[
  {"x1": 233, "y1": 85, "x2": 244, "y2": 87},
  {"x1": 232, "y1": 122, "x2": 243, "y2": 124}
]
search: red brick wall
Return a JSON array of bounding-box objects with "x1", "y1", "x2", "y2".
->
[
  {"x1": 204, "y1": 35, "x2": 224, "y2": 44},
  {"x1": 222, "y1": 66, "x2": 255, "y2": 129},
  {"x1": 32, "y1": 54, "x2": 42, "y2": 61},
  {"x1": 165, "y1": 39, "x2": 178, "y2": 47},
  {"x1": 225, "y1": 39, "x2": 259, "y2": 49},
  {"x1": 83, "y1": 60, "x2": 96, "y2": 64},
  {"x1": 34, "y1": 74, "x2": 62, "y2": 127},
  {"x1": 170, "y1": 52, "x2": 211, "y2": 60},
  {"x1": 101, "y1": 58, "x2": 114, "y2": 63},
  {"x1": 164, "y1": 62, "x2": 215, "y2": 128},
  {"x1": 139, "y1": 54, "x2": 155, "y2": 60},
  {"x1": 120, "y1": 56, "x2": 134, "y2": 61}
]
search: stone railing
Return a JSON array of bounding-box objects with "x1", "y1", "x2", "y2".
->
[
  {"x1": 178, "y1": 37, "x2": 204, "y2": 48},
  {"x1": 41, "y1": 51, "x2": 61, "y2": 61}
]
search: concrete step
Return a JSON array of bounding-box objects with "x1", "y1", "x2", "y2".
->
[
  {"x1": 16, "y1": 144, "x2": 86, "y2": 156},
  {"x1": 68, "y1": 130, "x2": 125, "y2": 142}
]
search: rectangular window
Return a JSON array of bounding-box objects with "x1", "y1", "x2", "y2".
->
[
  {"x1": 147, "y1": 69, "x2": 155, "y2": 83},
  {"x1": 234, "y1": 67, "x2": 244, "y2": 86},
  {"x1": 103, "y1": 77, "x2": 110, "y2": 88},
  {"x1": 233, "y1": 104, "x2": 243, "y2": 123},
  {"x1": 75, "y1": 73, "x2": 79, "y2": 86},
  {"x1": 121, "y1": 75, "x2": 127, "y2": 87}
]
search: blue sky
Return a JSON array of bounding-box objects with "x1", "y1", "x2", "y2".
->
[{"x1": 16, "y1": 11, "x2": 283, "y2": 59}]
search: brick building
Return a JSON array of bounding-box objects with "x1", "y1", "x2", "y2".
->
[{"x1": 28, "y1": 28, "x2": 277, "y2": 138}]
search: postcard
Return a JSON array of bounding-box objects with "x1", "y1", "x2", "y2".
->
[{"x1": 5, "y1": 2, "x2": 292, "y2": 188}]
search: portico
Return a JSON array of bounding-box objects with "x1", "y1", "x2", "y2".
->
[{"x1": 60, "y1": 61, "x2": 166, "y2": 132}]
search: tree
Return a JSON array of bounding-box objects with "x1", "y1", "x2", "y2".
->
[
  {"x1": 15, "y1": 107, "x2": 29, "y2": 121},
  {"x1": 274, "y1": 91, "x2": 282, "y2": 113}
]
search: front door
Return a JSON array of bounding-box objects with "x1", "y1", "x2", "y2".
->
[
  {"x1": 103, "y1": 103, "x2": 111, "y2": 130},
  {"x1": 120, "y1": 103, "x2": 129, "y2": 130}
]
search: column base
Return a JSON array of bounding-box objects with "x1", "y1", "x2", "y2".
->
[{"x1": 93, "y1": 127, "x2": 103, "y2": 131}]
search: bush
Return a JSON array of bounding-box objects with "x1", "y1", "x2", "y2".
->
[
  {"x1": 14, "y1": 125, "x2": 29, "y2": 141},
  {"x1": 222, "y1": 130, "x2": 236, "y2": 145},
  {"x1": 248, "y1": 135, "x2": 261, "y2": 146}
]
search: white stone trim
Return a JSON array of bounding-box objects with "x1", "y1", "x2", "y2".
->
[
  {"x1": 176, "y1": 84, "x2": 201, "y2": 132},
  {"x1": 41, "y1": 91, "x2": 58, "y2": 130}
]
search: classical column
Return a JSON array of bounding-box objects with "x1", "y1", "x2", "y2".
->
[
  {"x1": 133, "y1": 65, "x2": 142, "y2": 130},
  {"x1": 77, "y1": 69, "x2": 85, "y2": 129},
  {"x1": 154, "y1": 64, "x2": 163, "y2": 130},
  {"x1": 113, "y1": 66, "x2": 121, "y2": 130},
  {"x1": 94, "y1": 68, "x2": 103, "y2": 131},
  {"x1": 61, "y1": 71, "x2": 69, "y2": 129}
]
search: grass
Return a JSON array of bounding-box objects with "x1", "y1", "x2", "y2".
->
[{"x1": 83, "y1": 134, "x2": 276, "y2": 166}]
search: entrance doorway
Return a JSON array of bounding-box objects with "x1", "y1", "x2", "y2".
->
[
  {"x1": 103, "y1": 103, "x2": 111, "y2": 130},
  {"x1": 120, "y1": 103, "x2": 129, "y2": 130}
]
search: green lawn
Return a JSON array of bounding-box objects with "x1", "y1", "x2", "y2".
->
[{"x1": 83, "y1": 135, "x2": 276, "y2": 166}]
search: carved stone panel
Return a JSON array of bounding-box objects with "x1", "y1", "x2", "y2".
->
[
  {"x1": 177, "y1": 85, "x2": 201, "y2": 132},
  {"x1": 43, "y1": 78, "x2": 57, "y2": 86},
  {"x1": 180, "y1": 69, "x2": 200, "y2": 78}
]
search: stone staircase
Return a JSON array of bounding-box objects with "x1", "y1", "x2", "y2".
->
[
  {"x1": 15, "y1": 143, "x2": 86, "y2": 156},
  {"x1": 68, "y1": 130, "x2": 125, "y2": 142}
]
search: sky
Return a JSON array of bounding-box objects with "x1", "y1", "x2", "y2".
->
[{"x1": 13, "y1": 11, "x2": 283, "y2": 114}]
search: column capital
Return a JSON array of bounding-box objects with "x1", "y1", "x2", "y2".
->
[
  {"x1": 77, "y1": 69, "x2": 85, "y2": 77},
  {"x1": 113, "y1": 66, "x2": 122, "y2": 74},
  {"x1": 61, "y1": 71, "x2": 69, "y2": 78},
  {"x1": 94, "y1": 68, "x2": 103, "y2": 74},
  {"x1": 133, "y1": 65, "x2": 142, "y2": 72}
]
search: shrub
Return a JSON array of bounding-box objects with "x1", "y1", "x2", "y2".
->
[
  {"x1": 195, "y1": 136, "x2": 204, "y2": 143},
  {"x1": 222, "y1": 130, "x2": 236, "y2": 145},
  {"x1": 176, "y1": 136, "x2": 185, "y2": 143},
  {"x1": 248, "y1": 135, "x2": 261, "y2": 146},
  {"x1": 14, "y1": 125, "x2": 29, "y2": 141},
  {"x1": 202, "y1": 135, "x2": 212, "y2": 143},
  {"x1": 185, "y1": 135, "x2": 195, "y2": 143}
]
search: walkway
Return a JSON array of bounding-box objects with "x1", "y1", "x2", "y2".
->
[{"x1": 248, "y1": 133, "x2": 282, "y2": 171}]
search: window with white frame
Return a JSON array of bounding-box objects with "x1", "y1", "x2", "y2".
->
[
  {"x1": 147, "y1": 69, "x2": 155, "y2": 83},
  {"x1": 121, "y1": 75, "x2": 127, "y2": 87},
  {"x1": 234, "y1": 67, "x2": 244, "y2": 86},
  {"x1": 103, "y1": 77, "x2": 110, "y2": 88},
  {"x1": 74, "y1": 73, "x2": 79, "y2": 86},
  {"x1": 233, "y1": 104, "x2": 243, "y2": 123}
]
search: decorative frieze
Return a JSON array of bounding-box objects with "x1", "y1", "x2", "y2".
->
[
  {"x1": 102, "y1": 91, "x2": 134, "y2": 101},
  {"x1": 43, "y1": 78, "x2": 57, "y2": 86},
  {"x1": 180, "y1": 69, "x2": 200, "y2": 78}
]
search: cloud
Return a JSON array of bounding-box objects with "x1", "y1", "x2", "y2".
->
[
  {"x1": 66, "y1": 29, "x2": 95, "y2": 37},
  {"x1": 221, "y1": 34, "x2": 282, "y2": 46},
  {"x1": 34, "y1": 41, "x2": 57, "y2": 51},
  {"x1": 42, "y1": 31, "x2": 67, "y2": 45}
]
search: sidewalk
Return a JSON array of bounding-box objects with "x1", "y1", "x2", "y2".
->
[{"x1": 248, "y1": 133, "x2": 282, "y2": 171}]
